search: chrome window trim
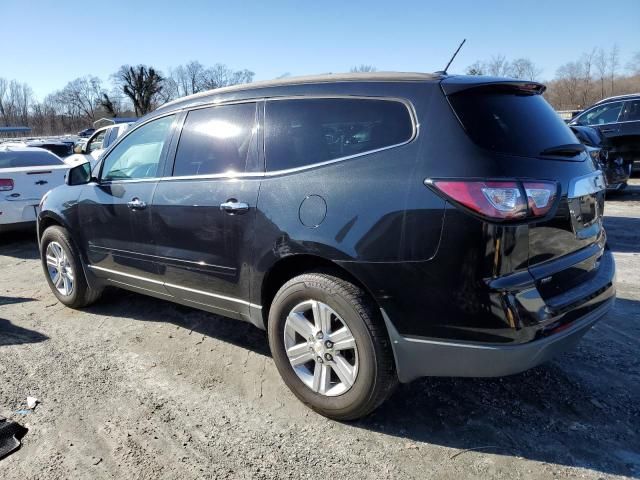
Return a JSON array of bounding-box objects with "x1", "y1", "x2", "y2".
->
[
  {"x1": 88, "y1": 264, "x2": 261, "y2": 309},
  {"x1": 100, "y1": 95, "x2": 418, "y2": 184}
]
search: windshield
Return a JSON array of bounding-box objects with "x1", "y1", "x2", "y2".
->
[{"x1": 449, "y1": 87, "x2": 581, "y2": 158}]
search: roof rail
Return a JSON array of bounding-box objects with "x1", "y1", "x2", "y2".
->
[{"x1": 593, "y1": 93, "x2": 640, "y2": 105}]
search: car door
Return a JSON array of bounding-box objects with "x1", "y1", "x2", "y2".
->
[
  {"x1": 571, "y1": 101, "x2": 624, "y2": 141},
  {"x1": 79, "y1": 113, "x2": 177, "y2": 291},
  {"x1": 151, "y1": 102, "x2": 261, "y2": 320},
  {"x1": 618, "y1": 99, "x2": 640, "y2": 167},
  {"x1": 86, "y1": 128, "x2": 107, "y2": 161}
]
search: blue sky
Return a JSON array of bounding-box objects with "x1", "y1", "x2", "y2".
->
[{"x1": 2, "y1": 0, "x2": 639, "y2": 100}]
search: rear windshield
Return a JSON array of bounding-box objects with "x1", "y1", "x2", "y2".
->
[
  {"x1": 449, "y1": 87, "x2": 579, "y2": 157},
  {"x1": 0, "y1": 150, "x2": 64, "y2": 168}
]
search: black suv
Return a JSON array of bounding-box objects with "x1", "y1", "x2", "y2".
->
[
  {"x1": 38, "y1": 73, "x2": 615, "y2": 420},
  {"x1": 569, "y1": 93, "x2": 640, "y2": 175}
]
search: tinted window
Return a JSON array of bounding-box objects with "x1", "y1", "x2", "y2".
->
[
  {"x1": 101, "y1": 115, "x2": 174, "y2": 181},
  {"x1": 621, "y1": 100, "x2": 640, "y2": 122},
  {"x1": 0, "y1": 150, "x2": 64, "y2": 168},
  {"x1": 449, "y1": 87, "x2": 580, "y2": 157},
  {"x1": 265, "y1": 98, "x2": 413, "y2": 171},
  {"x1": 173, "y1": 103, "x2": 257, "y2": 176},
  {"x1": 576, "y1": 102, "x2": 623, "y2": 126}
]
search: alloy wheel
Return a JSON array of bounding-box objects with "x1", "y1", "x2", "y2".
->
[
  {"x1": 45, "y1": 241, "x2": 74, "y2": 296},
  {"x1": 283, "y1": 300, "x2": 359, "y2": 396}
]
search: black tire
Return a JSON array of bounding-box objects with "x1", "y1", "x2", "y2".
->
[
  {"x1": 40, "y1": 225, "x2": 102, "y2": 308},
  {"x1": 268, "y1": 272, "x2": 397, "y2": 421}
]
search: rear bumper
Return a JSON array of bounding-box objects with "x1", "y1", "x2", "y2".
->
[
  {"x1": 383, "y1": 298, "x2": 612, "y2": 382},
  {"x1": 0, "y1": 199, "x2": 39, "y2": 226}
]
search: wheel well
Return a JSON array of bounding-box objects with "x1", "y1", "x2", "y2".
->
[
  {"x1": 38, "y1": 216, "x2": 62, "y2": 239},
  {"x1": 260, "y1": 254, "x2": 378, "y2": 325}
]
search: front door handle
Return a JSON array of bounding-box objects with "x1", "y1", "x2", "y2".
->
[
  {"x1": 127, "y1": 197, "x2": 147, "y2": 210},
  {"x1": 220, "y1": 199, "x2": 249, "y2": 215},
  {"x1": 600, "y1": 127, "x2": 618, "y2": 133}
]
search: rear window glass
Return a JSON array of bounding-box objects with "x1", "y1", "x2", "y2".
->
[
  {"x1": 449, "y1": 87, "x2": 579, "y2": 157},
  {"x1": 0, "y1": 150, "x2": 64, "y2": 168},
  {"x1": 265, "y1": 98, "x2": 414, "y2": 171}
]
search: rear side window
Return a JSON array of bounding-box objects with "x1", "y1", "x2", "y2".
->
[
  {"x1": 621, "y1": 100, "x2": 640, "y2": 122},
  {"x1": 173, "y1": 103, "x2": 257, "y2": 176},
  {"x1": 0, "y1": 150, "x2": 63, "y2": 168},
  {"x1": 265, "y1": 98, "x2": 414, "y2": 171}
]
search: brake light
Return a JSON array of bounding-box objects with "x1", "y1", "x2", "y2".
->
[
  {"x1": 428, "y1": 179, "x2": 557, "y2": 221},
  {"x1": 0, "y1": 179, "x2": 14, "y2": 191}
]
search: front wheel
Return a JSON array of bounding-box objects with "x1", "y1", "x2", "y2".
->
[
  {"x1": 268, "y1": 272, "x2": 397, "y2": 420},
  {"x1": 40, "y1": 225, "x2": 102, "y2": 308}
]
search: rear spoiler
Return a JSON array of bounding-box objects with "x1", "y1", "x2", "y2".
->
[{"x1": 440, "y1": 77, "x2": 546, "y2": 96}]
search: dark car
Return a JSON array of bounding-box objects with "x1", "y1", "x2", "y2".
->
[
  {"x1": 569, "y1": 93, "x2": 640, "y2": 175},
  {"x1": 77, "y1": 128, "x2": 95, "y2": 138},
  {"x1": 571, "y1": 125, "x2": 631, "y2": 191},
  {"x1": 37, "y1": 73, "x2": 615, "y2": 420}
]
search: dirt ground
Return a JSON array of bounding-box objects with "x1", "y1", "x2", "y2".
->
[{"x1": 1, "y1": 181, "x2": 639, "y2": 480}]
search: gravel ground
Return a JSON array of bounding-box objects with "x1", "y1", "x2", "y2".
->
[{"x1": 1, "y1": 180, "x2": 639, "y2": 480}]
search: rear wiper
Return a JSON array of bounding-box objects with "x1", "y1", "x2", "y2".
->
[{"x1": 539, "y1": 144, "x2": 586, "y2": 157}]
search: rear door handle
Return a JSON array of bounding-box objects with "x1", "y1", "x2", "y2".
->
[
  {"x1": 220, "y1": 199, "x2": 249, "y2": 215},
  {"x1": 127, "y1": 197, "x2": 147, "y2": 210},
  {"x1": 600, "y1": 127, "x2": 618, "y2": 133}
]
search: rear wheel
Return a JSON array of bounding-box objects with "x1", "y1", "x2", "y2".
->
[
  {"x1": 268, "y1": 272, "x2": 397, "y2": 420},
  {"x1": 40, "y1": 226, "x2": 102, "y2": 308}
]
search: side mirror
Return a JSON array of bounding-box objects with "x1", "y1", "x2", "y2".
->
[
  {"x1": 66, "y1": 161, "x2": 93, "y2": 186},
  {"x1": 74, "y1": 144, "x2": 87, "y2": 154}
]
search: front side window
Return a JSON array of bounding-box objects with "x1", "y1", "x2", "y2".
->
[
  {"x1": 172, "y1": 103, "x2": 257, "y2": 177},
  {"x1": 101, "y1": 115, "x2": 175, "y2": 181},
  {"x1": 576, "y1": 102, "x2": 623, "y2": 126},
  {"x1": 265, "y1": 98, "x2": 414, "y2": 171},
  {"x1": 621, "y1": 100, "x2": 640, "y2": 122}
]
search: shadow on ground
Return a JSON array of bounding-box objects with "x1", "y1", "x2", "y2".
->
[
  {"x1": 0, "y1": 318, "x2": 48, "y2": 347},
  {"x1": 82, "y1": 288, "x2": 640, "y2": 478},
  {"x1": 604, "y1": 216, "x2": 640, "y2": 253},
  {"x1": 0, "y1": 230, "x2": 39, "y2": 260}
]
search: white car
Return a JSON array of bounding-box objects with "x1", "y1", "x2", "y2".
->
[
  {"x1": 69, "y1": 123, "x2": 132, "y2": 168},
  {"x1": 0, "y1": 146, "x2": 70, "y2": 231}
]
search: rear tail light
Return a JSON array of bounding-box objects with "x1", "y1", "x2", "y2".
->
[
  {"x1": 523, "y1": 182, "x2": 556, "y2": 217},
  {"x1": 0, "y1": 179, "x2": 14, "y2": 191},
  {"x1": 427, "y1": 179, "x2": 557, "y2": 221}
]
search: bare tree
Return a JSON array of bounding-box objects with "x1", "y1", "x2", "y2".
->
[
  {"x1": 608, "y1": 44, "x2": 620, "y2": 95},
  {"x1": 168, "y1": 61, "x2": 207, "y2": 98},
  {"x1": 580, "y1": 49, "x2": 597, "y2": 106},
  {"x1": 554, "y1": 61, "x2": 584, "y2": 108},
  {"x1": 350, "y1": 65, "x2": 377, "y2": 73},
  {"x1": 200, "y1": 64, "x2": 254, "y2": 90},
  {"x1": 486, "y1": 55, "x2": 510, "y2": 76},
  {"x1": 465, "y1": 61, "x2": 486, "y2": 76},
  {"x1": 113, "y1": 65, "x2": 165, "y2": 116},
  {"x1": 58, "y1": 76, "x2": 104, "y2": 121},
  {"x1": 509, "y1": 58, "x2": 542, "y2": 80},
  {"x1": 595, "y1": 48, "x2": 608, "y2": 99}
]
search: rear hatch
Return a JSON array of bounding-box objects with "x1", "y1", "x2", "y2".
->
[
  {"x1": 443, "y1": 79, "x2": 607, "y2": 301},
  {"x1": 0, "y1": 149, "x2": 69, "y2": 206}
]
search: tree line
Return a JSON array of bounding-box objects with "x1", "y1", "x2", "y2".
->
[
  {"x1": 465, "y1": 46, "x2": 640, "y2": 110},
  {"x1": 0, "y1": 62, "x2": 257, "y2": 136},
  {"x1": 1, "y1": 50, "x2": 639, "y2": 137}
]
